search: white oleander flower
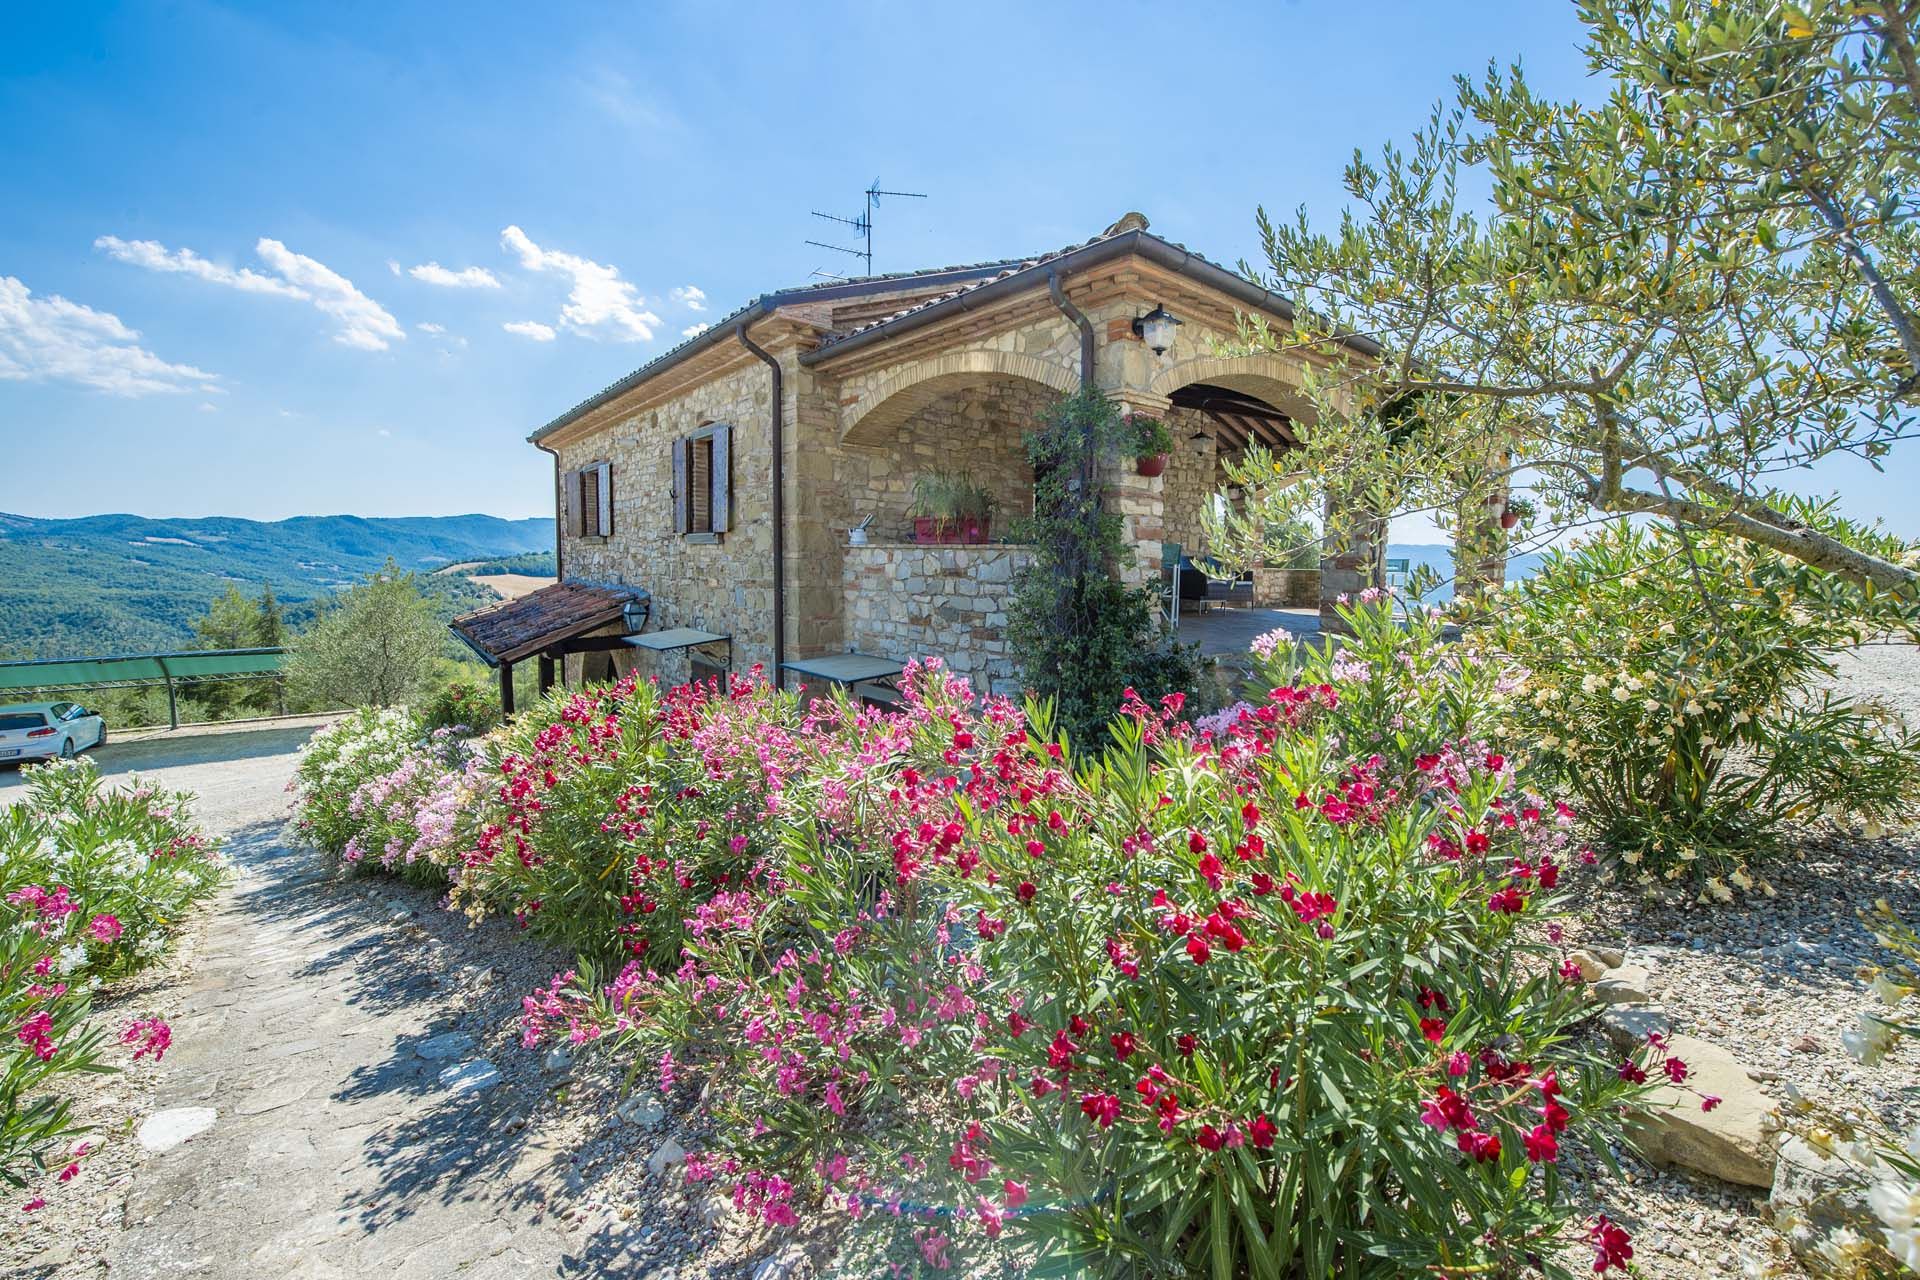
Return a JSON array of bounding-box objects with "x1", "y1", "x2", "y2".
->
[
  {"x1": 1874, "y1": 973, "x2": 1910, "y2": 1007},
  {"x1": 55, "y1": 942, "x2": 88, "y2": 976},
  {"x1": 1845, "y1": 1013, "x2": 1900, "y2": 1066},
  {"x1": 1730, "y1": 868, "x2": 1754, "y2": 891}
]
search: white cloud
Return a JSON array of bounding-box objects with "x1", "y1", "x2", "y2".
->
[
  {"x1": 376, "y1": 427, "x2": 392, "y2": 437},
  {"x1": 0, "y1": 276, "x2": 217, "y2": 397},
  {"x1": 416, "y1": 321, "x2": 445, "y2": 334},
  {"x1": 670, "y1": 285, "x2": 707, "y2": 311},
  {"x1": 198, "y1": 401, "x2": 217, "y2": 412},
  {"x1": 97, "y1": 233, "x2": 404, "y2": 352},
  {"x1": 503, "y1": 320, "x2": 557, "y2": 341},
  {"x1": 408, "y1": 262, "x2": 500, "y2": 289},
  {"x1": 681, "y1": 323, "x2": 710, "y2": 338},
  {"x1": 93, "y1": 235, "x2": 307, "y2": 298},
  {"x1": 254, "y1": 239, "x2": 405, "y2": 351},
  {"x1": 500, "y1": 225, "x2": 660, "y2": 342}
]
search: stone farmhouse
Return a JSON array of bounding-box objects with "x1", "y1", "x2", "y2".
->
[{"x1": 452, "y1": 213, "x2": 1392, "y2": 706}]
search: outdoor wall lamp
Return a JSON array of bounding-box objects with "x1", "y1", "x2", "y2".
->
[{"x1": 1131, "y1": 303, "x2": 1182, "y2": 356}]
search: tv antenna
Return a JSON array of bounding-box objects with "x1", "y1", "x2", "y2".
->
[{"x1": 807, "y1": 179, "x2": 926, "y2": 278}]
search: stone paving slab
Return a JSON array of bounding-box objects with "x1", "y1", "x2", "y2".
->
[{"x1": 111, "y1": 832, "x2": 594, "y2": 1278}]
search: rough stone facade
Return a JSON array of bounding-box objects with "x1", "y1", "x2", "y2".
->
[
  {"x1": 844, "y1": 544, "x2": 1030, "y2": 696},
  {"x1": 552, "y1": 359, "x2": 777, "y2": 679}
]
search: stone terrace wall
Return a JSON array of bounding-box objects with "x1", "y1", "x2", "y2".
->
[{"x1": 844, "y1": 543, "x2": 1031, "y2": 697}]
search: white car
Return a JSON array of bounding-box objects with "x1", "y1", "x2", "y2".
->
[{"x1": 0, "y1": 702, "x2": 106, "y2": 765}]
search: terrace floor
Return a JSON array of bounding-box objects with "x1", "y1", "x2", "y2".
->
[{"x1": 1175, "y1": 605, "x2": 1322, "y2": 657}]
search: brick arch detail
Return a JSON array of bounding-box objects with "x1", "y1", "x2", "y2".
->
[
  {"x1": 1145, "y1": 352, "x2": 1314, "y2": 417},
  {"x1": 840, "y1": 350, "x2": 1081, "y2": 445}
]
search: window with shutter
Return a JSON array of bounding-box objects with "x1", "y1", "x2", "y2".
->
[{"x1": 675, "y1": 424, "x2": 732, "y2": 541}]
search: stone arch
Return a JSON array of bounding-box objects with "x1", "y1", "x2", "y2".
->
[
  {"x1": 1145, "y1": 351, "x2": 1316, "y2": 421},
  {"x1": 840, "y1": 349, "x2": 1079, "y2": 445}
]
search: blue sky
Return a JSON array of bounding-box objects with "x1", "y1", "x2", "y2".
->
[{"x1": 0, "y1": 1, "x2": 1910, "y2": 539}]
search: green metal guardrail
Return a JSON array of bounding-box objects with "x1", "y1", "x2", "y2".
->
[{"x1": 0, "y1": 648, "x2": 288, "y2": 730}]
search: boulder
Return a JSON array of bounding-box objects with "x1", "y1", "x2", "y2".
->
[
  {"x1": 1594, "y1": 964, "x2": 1653, "y2": 1005},
  {"x1": 1628, "y1": 1033, "x2": 1777, "y2": 1187},
  {"x1": 647, "y1": 1138, "x2": 687, "y2": 1178},
  {"x1": 1596, "y1": 1004, "x2": 1673, "y2": 1053},
  {"x1": 1569, "y1": 949, "x2": 1610, "y2": 982},
  {"x1": 1768, "y1": 1134, "x2": 1901, "y2": 1278},
  {"x1": 617, "y1": 1093, "x2": 667, "y2": 1130},
  {"x1": 751, "y1": 1247, "x2": 810, "y2": 1280},
  {"x1": 1591, "y1": 945, "x2": 1628, "y2": 968}
]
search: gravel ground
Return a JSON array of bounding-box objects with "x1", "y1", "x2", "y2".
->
[{"x1": 1544, "y1": 641, "x2": 1920, "y2": 1278}]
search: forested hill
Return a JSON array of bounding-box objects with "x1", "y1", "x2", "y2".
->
[{"x1": 0, "y1": 512, "x2": 554, "y2": 660}]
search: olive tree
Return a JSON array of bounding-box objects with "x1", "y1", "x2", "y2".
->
[
  {"x1": 285, "y1": 561, "x2": 445, "y2": 710},
  {"x1": 1210, "y1": 0, "x2": 1920, "y2": 595}
]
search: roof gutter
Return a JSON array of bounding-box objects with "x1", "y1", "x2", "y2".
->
[
  {"x1": 1047, "y1": 268, "x2": 1094, "y2": 387},
  {"x1": 799, "y1": 229, "x2": 1385, "y2": 368},
  {"x1": 532, "y1": 439, "x2": 565, "y2": 582},
  {"x1": 737, "y1": 322, "x2": 786, "y2": 680}
]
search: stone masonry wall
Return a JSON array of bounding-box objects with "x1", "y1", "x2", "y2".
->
[
  {"x1": 554, "y1": 359, "x2": 777, "y2": 679},
  {"x1": 844, "y1": 544, "x2": 1030, "y2": 696}
]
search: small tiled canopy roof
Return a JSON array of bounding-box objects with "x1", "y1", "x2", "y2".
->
[{"x1": 450, "y1": 581, "x2": 647, "y2": 665}]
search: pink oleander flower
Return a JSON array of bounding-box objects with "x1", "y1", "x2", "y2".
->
[
  {"x1": 88, "y1": 914, "x2": 123, "y2": 944},
  {"x1": 119, "y1": 1016, "x2": 172, "y2": 1061}
]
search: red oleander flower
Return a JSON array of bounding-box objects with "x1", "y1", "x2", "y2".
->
[
  {"x1": 1249, "y1": 1114, "x2": 1277, "y2": 1149},
  {"x1": 1079, "y1": 1092, "x2": 1121, "y2": 1128},
  {"x1": 1589, "y1": 1216, "x2": 1634, "y2": 1273},
  {"x1": 1523, "y1": 1124, "x2": 1559, "y2": 1163},
  {"x1": 1186, "y1": 934, "x2": 1211, "y2": 965},
  {"x1": 1419, "y1": 1017, "x2": 1447, "y2": 1044}
]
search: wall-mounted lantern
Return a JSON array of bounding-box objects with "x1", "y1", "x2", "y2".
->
[{"x1": 1131, "y1": 303, "x2": 1182, "y2": 356}]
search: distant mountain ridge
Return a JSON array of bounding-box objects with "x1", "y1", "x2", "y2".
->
[{"x1": 0, "y1": 512, "x2": 555, "y2": 660}]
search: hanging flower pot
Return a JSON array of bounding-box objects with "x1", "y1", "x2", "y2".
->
[
  {"x1": 1135, "y1": 453, "x2": 1169, "y2": 477},
  {"x1": 1499, "y1": 510, "x2": 1520, "y2": 530}
]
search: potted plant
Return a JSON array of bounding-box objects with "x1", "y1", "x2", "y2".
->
[
  {"x1": 912, "y1": 473, "x2": 963, "y2": 544},
  {"x1": 1130, "y1": 415, "x2": 1174, "y2": 477},
  {"x1": 954, "y1": 481, "x2": 996, "y2": 544},
  {"x1": 1500, "y1": 495, "x2": 1535, "y2": 530}
]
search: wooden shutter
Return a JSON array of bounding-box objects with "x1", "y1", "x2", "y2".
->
[
  {"x1": 671, "y1": 438, "x2": 690, "y2": 533},
  {"x1": 710, "y1": 425, "x2": 731, "y2": 534},
  {"x1": 578, "y1": 466, "x2": 600, "y2": 537},
  {"x1": 690, "y1": 438, "x2": 712, "y2": 532},
  {"x1": 560, "y1": 468, "x2": 577, "y2": 539},
  {"x1": 594, "y1": 461, "x2": 613, "y2": 537}
]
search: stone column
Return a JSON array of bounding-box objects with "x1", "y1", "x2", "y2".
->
[
  {"x1": 1319, "y1": 487, "x2": 1385, "y2": 631},
  {"x1": 1105, "y1": 389, "x2": 1172, "y2": 589}
]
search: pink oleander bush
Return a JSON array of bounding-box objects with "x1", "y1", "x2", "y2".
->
[
  {"x1": 502, "y1": 599, "x2": 1705, "y2": 1278},
  {"x1": 1, "y1": 758, "x2": 207, "y2": 1193},
  {"x1": 456, "y1": 673, "x2": 823, "y2": 963},
  {"x1": 293, "y1": 708, "x2": 485, "y2": 888}
]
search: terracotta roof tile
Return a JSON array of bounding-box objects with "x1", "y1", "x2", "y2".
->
[{"x1": 450, "y1": 581, "x2": 647, "y2": 664}]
